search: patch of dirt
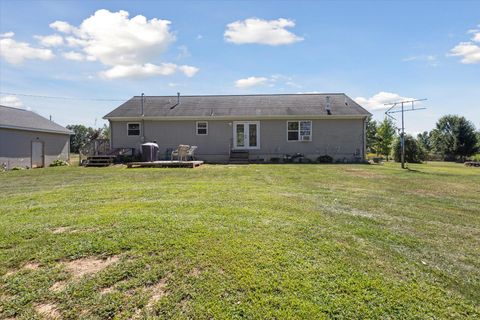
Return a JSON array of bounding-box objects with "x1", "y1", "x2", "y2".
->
[
  {"x1": 35, "y1": 303, "x2": 62, "y2": 319},
  {"x1": 189, "y1": 267, "x2": 201, "y2": 277},
  {"x1": 52, "y1": 227, "x2": 72, "y2": 234},
  {"x1": 24, "y1": 262, "x2": 41, "y2": 270},
  {"x1": 50, "y1": 281, "x2": 67, "y2": 293},
  {"x1": 100, "y1": 286, "x2": 114, "y2": 295},
  {"x1": 145, "y1": 278, "x2": 168, "y2": 309},
  {"x1": 64, "y1": 256, "x2": 120, "y2": 279}
]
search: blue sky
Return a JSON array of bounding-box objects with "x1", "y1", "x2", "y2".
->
[{"x1": 0, "y1": 0, "x2": 479, "y2": 133}]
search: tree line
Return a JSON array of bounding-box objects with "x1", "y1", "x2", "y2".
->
[
  {"x1": 66, "y1": 124, "x2": 110, "y2": 153},
  {"x1": 366, "y1": 115, "x2": 479, "y2": 163}
]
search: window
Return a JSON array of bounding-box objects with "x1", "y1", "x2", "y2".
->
[
  {"x1": 127, "y1": 123, "x2": 140, "y2": 136},
  {"x1": 196, "y1": 121, "x2": 208, "y2": 135},
  {"x1": 287, "y1": 121, "x2": 312, "y2": 141}
]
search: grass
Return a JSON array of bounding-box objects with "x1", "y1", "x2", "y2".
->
[{"x1": 0, "y1": 162, "x2": 479, "y2": 319}]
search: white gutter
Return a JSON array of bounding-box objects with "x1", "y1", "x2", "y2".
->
[
  {"x1": 0, "y1": 124, "x2": 73, "y2": 135},
  {"x1": 104, "y1": 115, "x2": 369, "y2": 121}
]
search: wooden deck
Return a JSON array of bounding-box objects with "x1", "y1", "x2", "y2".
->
[{"x1": 127, "y1": 161, "x2": 204, "y2": 168}]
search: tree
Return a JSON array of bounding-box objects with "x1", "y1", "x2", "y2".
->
[
  {"x1": 393, "y1": 135, "x2": 426, "y2": 163},
  {"x1": 365, "y1": 116, "x2": 378, "y2": 154},
  {"x1": 374, "y1": 117, "x2": 397, "y2": 160},
  {"x1": 66, "y1": 124, "x2": 90, "y2": 153},
  {"x1": 417, "y1": 131, "x2": 432, "y2": 152},
  {"x1": 430, "y1": 115, "x2": 478, "y2": 161}
]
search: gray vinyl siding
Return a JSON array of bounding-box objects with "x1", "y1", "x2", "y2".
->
[
  {"x1": 110, "y1": 118, "x2": 365, "y2": 163},
  {"x1": 0, "y1": 128, "x2": 70, "y2": 169}
]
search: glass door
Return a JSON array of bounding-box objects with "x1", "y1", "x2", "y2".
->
[{"x1": 234, "y1": 122, "x2": 259, "y2": 149}]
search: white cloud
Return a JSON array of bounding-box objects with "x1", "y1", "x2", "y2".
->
[
  {"x1": 0, "y1": 95, "x2": 23, "y2": 108},
  {"x1": 354, "y1": 92, "x2": 414, "y2": 111},
  {"x1": 50, "y1": 9, "x2": 199, "y2": 79},
  {"x1": 178, "y1": 65, "x2": 199, "y2": 77},
  {"x1": 225, "y1": 18, "x2": 303, "y2": 45},
  {"x1": 49, "y1": 21, "x2": 77, "y2": 34},
  {"x1": 63, "y1": 51, "x2": 86, "y2": 61},
  {"x1": 449, "y1": 24, "x2": 480, "y2": 64},
  {"x1": 235, "y1": 76, "x2": 269, "y2": 88},
  {"x1": 0, "y1": 32, "x2": 14, "y2": 38},
  {"x1": 99, "y1": 63, "x2": 198, "y2": 79},
  {"x1": 34, "y1": 34, "x2": 64, "y2": 47},
  {"x1": 0, "y1": 36, "x2": 54, "y2": 64}
]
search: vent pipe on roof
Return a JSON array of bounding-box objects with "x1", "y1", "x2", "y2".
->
[
  {"x1": 177, "y1": 92, "x2": 180, "y2": 104},
  {"x1": 326, "y1": 96, "x2": 332, "y2": 115},
  {"x1": 141, "y1": 93, "x2": 145, "y2": 116}
]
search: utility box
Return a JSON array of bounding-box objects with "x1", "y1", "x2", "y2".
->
[{"x1": 141, "y1": 142, "x2": 159, "y2": 162}]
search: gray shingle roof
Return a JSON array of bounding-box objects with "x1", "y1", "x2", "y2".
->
[
  {"x1": 104, "y1": 93, "x2": 371, "y2": 119},
  {"x1": 0, "y1": 105, "x2": 72, "y2": 134}
]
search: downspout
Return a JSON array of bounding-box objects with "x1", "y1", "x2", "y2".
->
[
  {"x1": 141, "y1": 93, "x2": 145, "y2": 143},
  {"x1": 363, "y1": 116, "x2": 367, "y2": 161}
]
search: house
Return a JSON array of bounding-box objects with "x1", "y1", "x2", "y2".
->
[
  {"x1": 0, "y1": 105, "x2": 72, "y2": 169},
  {"x1": 103, "y1": 93, "x2": 371, "y2": 163}
]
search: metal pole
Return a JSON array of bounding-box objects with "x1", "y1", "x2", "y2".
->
[{"x1": 401, "y1": 102, "x2": 405, "y2": 169}]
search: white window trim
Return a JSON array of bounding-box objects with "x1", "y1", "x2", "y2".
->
[
  {"x1": 127, "y1": 122, "x2": 141, "y2": 136},
  {"x1": 233, "y1": 121, "x2": 261, "y2": 150},
  {"x1": 196, "y1": 121, "x2": 208, "y2": 135},
  {"x1": 287, "y1": 120, "x2": 312, "y2": 142}
]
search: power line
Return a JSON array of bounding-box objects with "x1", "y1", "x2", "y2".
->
[{"x1": 0, "y1": 91, "x2": 129, "y2": 102}]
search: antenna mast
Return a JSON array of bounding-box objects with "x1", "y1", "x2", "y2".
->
[{"x1": 384, "y1": 98, "x2": 427, "y2": 169}]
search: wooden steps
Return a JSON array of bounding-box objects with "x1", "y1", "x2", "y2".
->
[
  {"x1": 229, "y1": 150, "x2": 249, "y2": 164},
  {"x1": 84, "y1": 155, "x2": 116, "y2": 167}
]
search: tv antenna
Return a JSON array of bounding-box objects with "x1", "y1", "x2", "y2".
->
[{"x1": 384, "y1": 98, "x2": 427, "y2": 169}]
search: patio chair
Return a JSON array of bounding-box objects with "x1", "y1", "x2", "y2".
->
[
  {"x1": 171, "y1": 145, "x2": 190, "y2": 161},
  {"x1": 187, "y1": 146, "x2": 198, "y2": 160}
]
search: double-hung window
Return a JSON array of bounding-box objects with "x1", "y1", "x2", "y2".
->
[
  {"x1": 127, "y1": 123, "x2": 140, "y2": 136},
  {"x1": 287, "y1": 120, "x2": 312, "y2": 141},
  {"x1": 196, "y1": 121, "x2": 208, "y2": 135}
]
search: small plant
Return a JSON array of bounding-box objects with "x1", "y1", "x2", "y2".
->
[
  {"x1": 317, "y1": 155, "x2": 333, "y2": 163},
  {"x1": 50, "y1": 159, "x2": 70, "y2": 167}
]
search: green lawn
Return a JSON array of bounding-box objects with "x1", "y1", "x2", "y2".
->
[{"x1": 0, "y1": 162, "x2": 479, "y2": 319}]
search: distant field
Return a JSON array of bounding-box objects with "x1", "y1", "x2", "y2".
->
[{"x1": 0, "y1": 162, "x2": 479, "y2": 319}]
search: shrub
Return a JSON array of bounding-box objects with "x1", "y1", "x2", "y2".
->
[
  {"x1": 49, "y1": 159, "x2": 69, "y2": 167},
  {"x1": 317, "y1": 155, "x2": 333, "y2": 163},
  {"x1": 393, "y1": 135, "x2": 426, "y2": 163},
  {"x1": 11, "y1": 166, "x2": 25, "y2": 170}
]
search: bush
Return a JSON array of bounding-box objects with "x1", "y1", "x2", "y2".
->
[
  {"x1": 393, "y1": 135, "x2": 426, "y2": 163},
  {"x1": 49, "y1": 159, "x2": 69, "y2": 167},
  {"x1": 11, "y1": 166, "x2": 25, "y2": 170},
  {"x1": 470, "y1": 153, "x2": 480, "y2": 162},
  {"x1": 317, "y1": 155, "x2": 333, "y2": 163}
]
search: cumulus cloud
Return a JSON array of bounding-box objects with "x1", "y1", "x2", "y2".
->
[
  {"x1": 449, "y1": 24, "x2": 480, "y2": 64},
  {"x1": 225, "y1": 18, "x2": 303, "y2": 45},
  {"x1": 49, "y1": 9, "x2": 199, "y2": 79},
  {"x1": 0, "y1": 32, "x2": 14, "y2": 38},
  {"x1": 235, "y1": 76, "x2": 269, "y2": 88},
  {"x1": 0, "y1": 35, "x2": 54, "y2": 64},
  {"x1": 354, "y1": 92, "x2": 414, "y2": 111},
  {"x1": 34, "y1": 34, "x2": 64, "y2": 47},
  {"x1": 100, "y1": 63, "x2": 198, "y2": 79},
  {"x1": 0, "y1": 95, "x2": 24, "y2": 108}
]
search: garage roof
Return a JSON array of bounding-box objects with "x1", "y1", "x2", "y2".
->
[{"x1": 0, "y1": 105, "x2": 72, "y2": 135}]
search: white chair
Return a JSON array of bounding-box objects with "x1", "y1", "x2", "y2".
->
[
  {"x1": 171, "y1": 145, "x2": 190, "y2": 161},
  {"x1": 187, "y1": 146, "x2": 198, "y2": 160}
]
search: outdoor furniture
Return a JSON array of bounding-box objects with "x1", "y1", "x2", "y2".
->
[
  {"x1": 171, "y1": 145, "x2": 190, "y2": 161},
  {"x1": 187, "y1": 146, "x2": 198, "y2": 160}
]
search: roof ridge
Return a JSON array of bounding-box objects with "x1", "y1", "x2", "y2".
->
[
  {"x1": 130, "y1": 93, "x2": 347, "y2": 98},
  {"x1": 0, "y1": 104, "x2": 29, "y2": 111}
]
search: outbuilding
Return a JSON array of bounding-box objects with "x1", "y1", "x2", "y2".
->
[{"x1": 0, "y1": 105, "x2": 72, "y2": 169}]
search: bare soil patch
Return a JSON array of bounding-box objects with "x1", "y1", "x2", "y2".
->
[
  {"x1": 189, "y1": 267, "x2": 202, "y2": 277},
  {"x1": 50, "y1": 281, "x2": 67, "y2": 293},
  {"x1": 35, "y1": 302, "x2": 62, "y2": 319},
  {"x1": 52, "y1": 227, "x2": 72, "y2": 234},
  {"x1": 64, "y1": 256, "x2": 119, "y2": 279},
  {"x1": 145, "y1": 278, "x2": 168, "y2": 309}
]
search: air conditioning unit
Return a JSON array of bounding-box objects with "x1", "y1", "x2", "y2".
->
[{"x1": 300, "y1": 135, "x2": 311, "y2": 141}]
